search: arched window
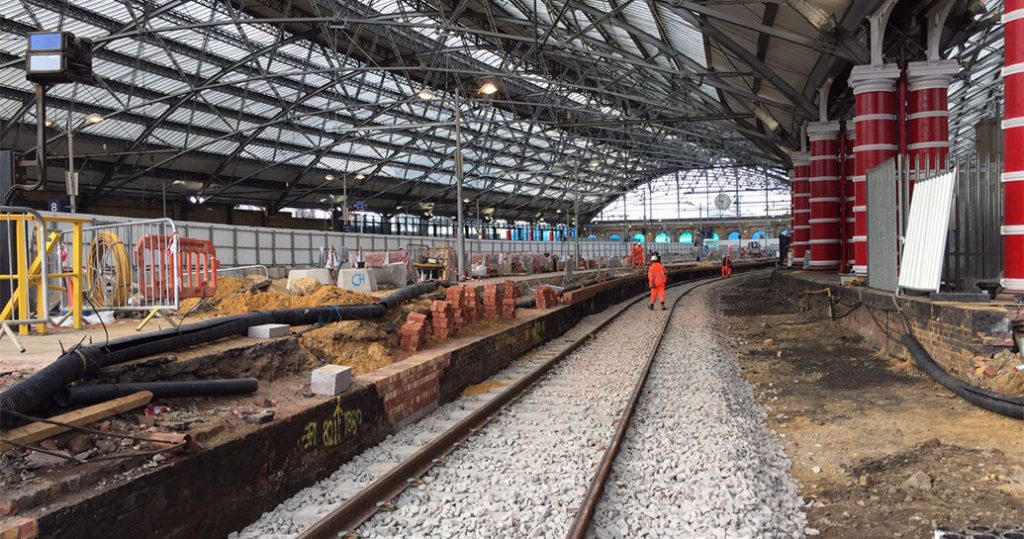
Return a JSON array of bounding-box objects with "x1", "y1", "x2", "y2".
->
[
  {"x1": 586, "y1": 234, "x2": 599, "y2": 241},
  {"x1": 609, "y1": 233, "x2": 623, "y2": 241},
  {"x1": 679, "y1": 231, "x2": 693, "y2": 244},
  {"x1": 727, "y1": 230, "x2": 741, "y2": 241},
  {"x1": 632, "y1": 233, "x2": 646, "y2": 243},
  {"x1": 704, "y1": 232, "x2": 720, "y2": 243},
  {"x1": 654, "y1": 232, "x2": 671, "y2": 243},
  {"x1": 752, "y1": 230, "x2": 767, "y2": 240}
]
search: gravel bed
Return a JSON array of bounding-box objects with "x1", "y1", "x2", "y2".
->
[
  {"x1": 232, "y1": 288, "x2": 677, "y2": 539},
  {"x1": 588, "y1": 280, "x2": 807, "y2": 538},
  {"x1": 356, "y1": 287, "x2": 686, "y2": 538}
]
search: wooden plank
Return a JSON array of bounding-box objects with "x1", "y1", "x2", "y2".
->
[{"x1": 0, "y1": 391, "x2": 153, "y2": 452}]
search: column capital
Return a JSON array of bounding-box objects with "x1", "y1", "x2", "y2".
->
[
  {"x1": 907, "y1": 60, "x2": 960, "y2": 91},
  {"x1": 849, "y1": 64, "x2": 901, "y2": 94},
  {"x1": 791, "y1": 151, "x2": 811, "y2": 165},
  {"x1": 807, "y1": 121, "x2": 841, "y2": 141}
]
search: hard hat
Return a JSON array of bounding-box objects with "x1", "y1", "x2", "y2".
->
[{"x1": 650, "y1": 255, "x2": 659, "y2": 262}]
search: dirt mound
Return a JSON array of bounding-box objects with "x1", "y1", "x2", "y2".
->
[
  {"x1": 177, "y1": 276, "x2": 377, "y2": 316},
  {"x1": 299, "y1": 320, "x2": 396, "y2": 375}
]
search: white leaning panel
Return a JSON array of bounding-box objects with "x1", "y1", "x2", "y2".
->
[{"x1": 898, "y1": 169, "x2": 957, "y2": 292}]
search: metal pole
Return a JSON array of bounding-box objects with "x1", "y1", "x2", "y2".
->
[
  {"x1": 67, "y1": 116, "x2": 76, "y2": 213},
  {"x1": 34, "y1": 84, "x2": 47, "y2": 196},
  {"x1": 454, "y1": 95, "x2": 466, "y2": 280},
  {"x1": 162, "y1": 179, "x2": 166, "y2": 218},
  {"x1": 342, "y1": 175, "x2": 348, "y2": 224}
]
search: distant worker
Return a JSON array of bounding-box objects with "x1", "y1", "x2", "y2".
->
[
  {"x1": 721, "y1": 254, "x2": 733, "y2": 278},
  {"x1": 634, "y1": 242, "x2": 645, "y2": 268},
  {"x1": 648, "y1": 255, "x2": 667, "y2": 310}
]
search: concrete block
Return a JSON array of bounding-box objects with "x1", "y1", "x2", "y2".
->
[
  {"x1": 286, "y1": 268, "x2": 334, "y2": 291},
  {"x1": 248, "y1": 323, "x2": 291, "y2": 339},
  {"x1": 311, "y1": 365, "x2": 353, "y2": 396},
  {"x1": 336, "y1": 268, "x2": 378, "y2": 293}
]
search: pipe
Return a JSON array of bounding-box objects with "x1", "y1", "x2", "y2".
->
[
  {"x1": 54, "y1": 378, "x2": 259, "y2": 407},
  {"x1": 0, "y1": 281, "x2": 439, "y2": 424},
  {"x1": 901, "y1": 334, "x2": 1023, "y2": 420}
]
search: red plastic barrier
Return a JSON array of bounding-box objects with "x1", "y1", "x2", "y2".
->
[{"x1": 135, "y1": 234, "x2": 218, "y2": 300}]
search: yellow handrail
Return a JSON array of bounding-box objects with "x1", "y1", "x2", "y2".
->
[{"x1": 0, "y1": 209, "x2": 86, "y2": 333}]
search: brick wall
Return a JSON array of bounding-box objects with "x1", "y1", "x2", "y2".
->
[{"x1": 773, "y1": 272, "x2": 1022, "y2": 386}]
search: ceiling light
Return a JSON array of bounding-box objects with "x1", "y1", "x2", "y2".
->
[
  {"x1": 355, "y1": 173, "x2": 366, "y2": 180},
  {"x1": 44, "y1": 119, "x2": 54, "y2": 128},
  {"x1": 83, "y1": 113, "x2": 104, "y2": 125},
  {"x1": 478, "y1": 81, "x2": 499, "y2": 95},
  {"x1": 325, "y1": 174, "x2": 335, "y2": 181},
  {"x1": 463, "y1": 198, "x2": 470, "y2": 204},
  {"x1": 417, "y1": 88, "x2": 437, "y2": 101}
]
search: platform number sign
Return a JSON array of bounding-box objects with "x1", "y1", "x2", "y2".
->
[
  {"x1": 355, "y1": 200, "x2": 366, "y2": 211},
  {"x1": 47, "y1": 200, "x2": 66, "y2": 213}
]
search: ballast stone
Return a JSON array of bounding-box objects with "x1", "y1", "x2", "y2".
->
[
  {"x1": 247, "y1": 323, "x2": 291, "y2": 339},
  {"x1": 311, "y1": 365, "x2": 353, "y2": 396}
]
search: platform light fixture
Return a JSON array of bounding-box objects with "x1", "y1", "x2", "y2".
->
[
  {"x1": 478, "y1": 81, "x2": 499, "y2": 96},
  {"x1": 83, "y1": 113, "x2": 103, "y2": 126},
  {"x1": 355, "y1": 172, "x2": 366, "y2": 180},
  {"x1": 417, "y1": 88, "x2": 437, "y2": 101},
  {"x1": 325, "y1": 174, "x2": 335, "y2": 181}
]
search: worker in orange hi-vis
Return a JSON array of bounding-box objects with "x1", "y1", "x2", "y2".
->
[
  {"x1": 648, "y1": 255, "x2": 667, "y2": 310},
  {"x1": 721, "y1": 254, "x2": 730, "y2": 278},
  {"x1": 635, "y1": 242, "x2": 645, "y2": 268},
  {"x1": 629, "y1": 242, "x2": 639, "y2": 267}
]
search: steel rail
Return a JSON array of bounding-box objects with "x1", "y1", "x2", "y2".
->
[
  {"x1": 564, "y1": 268, "x2": 754, "y2": 538},
  {"x1": 295, "y1": 265, "x2": 767, "y2": 539}
]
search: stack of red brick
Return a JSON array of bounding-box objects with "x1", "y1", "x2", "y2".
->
[
  {"x1": 445, "y1": 286, "x2": 467, "y2": 331},
  {"x1": 534, "y1": 286, "x2": 560, "y2": 310},
  {"x1": 501, "y1": 280, "x2": 517, "y2": 320},
  {"x1": 431, "y1": 300, "x2": 455, "y2": 339},
  {"x1": 463, "y1": 286, "x2": 481, "y2": 322},
  {"x1": 483, "y1": 283, "x2": 503, "y2": 318},
  {"x1": 399, "y1": 312, "x2": 429, "y2": 352}
]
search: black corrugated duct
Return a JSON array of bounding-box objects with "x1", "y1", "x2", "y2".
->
[
  {"x1": 901, "y1": 334, "x2": 1024, "y2": 420},
  {"x1": 0, "y1": 282, "x2": 438, "y2": 425},
  {"x1": 54, "y1": 378, "x2": 259, "y2": 407}
]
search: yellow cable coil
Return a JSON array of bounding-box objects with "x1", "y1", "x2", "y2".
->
[{"x1": 85, "y1": 231, "x2": 131, "y2": 307}]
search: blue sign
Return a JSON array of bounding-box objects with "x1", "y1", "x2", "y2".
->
[
  {"x1": 47, "y1": 200, "x2": 67, "y2": 213},
  {"x1": 355, "y1": 200, "x2": 366, "y2": 211},
  {"x1": 351, "y1": 273, "x2": 366, "y2": 287}
]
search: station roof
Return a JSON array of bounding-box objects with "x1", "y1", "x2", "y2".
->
[{"x1": 0, "y1": 0, "x2": 1004, "y2": 222}]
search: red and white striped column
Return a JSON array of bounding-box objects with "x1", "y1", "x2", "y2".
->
[
  {"x1": 849, "y1": 64, "x2": 901, "y2": 275},
  {"x1": 806, "y1": 122, "x2": 842, "y2": 271},
  {"x1": 791, "y1": 152, "x2": 811, "y2": 267},
  {"x1": 907, "y1": 60, "x2": 959, "y2": 171},
  {"x1": 843, "y1": 123, "x2": 856, "y2": 271},
  {"x1": 1003, "y1": 0, "x2": 1024, "y2": 293}
]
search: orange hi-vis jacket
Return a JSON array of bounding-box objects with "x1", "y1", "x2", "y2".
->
[{"x1": 648, "y1": 262, "x2": 667, "y2": 288}]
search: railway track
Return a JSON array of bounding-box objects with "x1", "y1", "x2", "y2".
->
[{"x1": 236, "y1": 269, "x2": 795, "y2": 539}]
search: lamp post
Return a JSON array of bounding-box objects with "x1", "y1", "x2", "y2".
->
[
  {"x1": 48, "y1": 112, "x2": 103, "y2": 213},
  {"x1": 417, "y1": 81, "x2": 498, "y2": 280}
]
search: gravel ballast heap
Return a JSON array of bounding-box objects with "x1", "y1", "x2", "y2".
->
[{"x1": 589, "y1": 281, "x2": 807, "y2": 538}]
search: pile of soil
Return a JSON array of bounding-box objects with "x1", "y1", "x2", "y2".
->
[
  {"x1": 179, "y1": 276, "x2": 377, "y2": 316},
  {"x1": 299, "y1": 320, "x2": 396, "y2": 375}
]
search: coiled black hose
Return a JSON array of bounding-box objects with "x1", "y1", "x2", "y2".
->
[
  {"x1": 901, "y1": 334, "x2": 1024, "y2": 420},
  {"x1": 0, "y1": 282, "x2": 438, "y2": 425}
]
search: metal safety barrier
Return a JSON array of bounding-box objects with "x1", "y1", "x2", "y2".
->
[
  {"x1": 80, "y1": 218, "x2": 180, "y2": 314},
  {"x1": 0, "y1": 206, "x2": 86, "y2": 343}
]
